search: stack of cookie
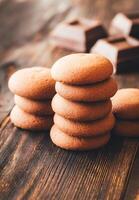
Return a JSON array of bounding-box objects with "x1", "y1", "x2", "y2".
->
[
  {"x1": 8, "y1": 67, "x2": 55, "y2": 131},
  {"x1": 112, "y1": 88, "x2": 139, "y2": 137},
  {"x1": 51, "y1": 53, "x2": 117, "y2": 150}
]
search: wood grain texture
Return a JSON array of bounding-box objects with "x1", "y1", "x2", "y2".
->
[
  {"x1": 123, "y1": 146, "x2": 139, "y2": 200},
  {"x1": 0, "y1": 63, "x2": 17, "y2": 124},
  {"x1": 0, "y1": 122, "x2": 138, "y2": 200},
  {"x1": 0, "y1": 0, "x2": 139, "y2": 200}
]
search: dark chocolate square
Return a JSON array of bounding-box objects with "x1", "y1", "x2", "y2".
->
[
  {"x1": 50, "y1": 18, "x2": 108, "y2": 52},
  {"x1": 91, "y1": 35, "x2": 139, "y2": 73},
  {"x1": 110, "y1": 12, "x2": 139, "y2": 39}
]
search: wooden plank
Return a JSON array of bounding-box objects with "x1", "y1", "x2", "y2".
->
[
  {"x1": 0, "y1": 121, "x2": 138, "y2": 200},
  {"x1": 123, "y1": 146, "x2": 139, "y2": 200},
  {"x1": 0, "y1": 1, "x2": 139, "y2": 200},
  {"x1": 0, "y1": 62, "x2": 17, "y2": 124}
]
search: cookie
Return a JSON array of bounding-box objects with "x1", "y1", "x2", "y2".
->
[
  {"x1": 51, "y1": 53, "x2": 113, "y2": 85},
  {"x1": 10, "y1": 105, "x2": 53, "y2": 131},
  {"x1": 8, "y1": 67, "x2": 55, "y2": 100},
  {"x1": 52, "y1": 94, "x2": 112, "y2": 121},
  {"x1": 54, "y1": 112, "x2": 115, "y2": 137},
  {"x1": 15, "y1": 95, "x2": 53, "y2": 116},
  {"x1": 113, "y1": 119, "x2": 139, "y2": 137},
  {"x1": 112, "y1": 88, "x2": 139, "y2": 119},
  {"x1": 50, "y1": 125, "x2": 111, "y2": 150},
  {"x1": 56, "y1": 78, "x2": 117, "y2": 102}
]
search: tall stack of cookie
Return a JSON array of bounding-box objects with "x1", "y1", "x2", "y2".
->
[
  {"x1": 8, "y1": 67, "x2": 55, "y2": 131},
  {"x1": 51, "y1": 53, "x2": 118, "y2": 150}
]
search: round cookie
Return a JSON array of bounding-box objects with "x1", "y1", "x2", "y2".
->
[
  {"x1": 51, "y1": 53, "x2": 113, "y2": 85},
  {"x1": 56, "y1": 78, "x2": 117, "y2": 102},
  {"x1": 15, "y1": 95, "x2": 53, "y2": 116},
  {"x1": 50, "y1": 125, "x2": 111, "y2": 150},
  {"x1": 50, "y1": 125, "x2": 110, "y2": 150},
  {"x1": 113, "y1": 119, "x2": 139, "y2": 137},
  {"x1": 54, "y1": 112, "x2": 115, "y2": 137},
  {"x1": 52, "y1": 94, "x2": 112, "y2": 121},
  {"x1": 10, "y1": 105, "x2": 53, "y2": 131},
  {"x1": 112, "y1": 88, "x2": 139, "y2": 119},
  {"x1": 8, "y1": 67, "x2": 55, "y2": 100}
]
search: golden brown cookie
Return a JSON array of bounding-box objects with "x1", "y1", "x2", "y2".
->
[
  {"x1": 15, "y1": 95, "x2": 53, "y2": 116},
  {"x1": 113, "y1": 119, "x2": 139, "y2": 137},
  {"x1": 51, "y1": 53, "x2": 113, "y2": 85},
  {"x1": 8, "y1": 67, "x2": 55, "y2": 100},
  {"x1": 10, "y1": 105, "x2": 53, "y2": 131},
  {"x1": 50, "y1": 125, "x2": 111, "y2": 150},
  {"x1": 112, "y1": 88, "x2": 139, "y2": 119},
  {"x1": 56, "y1": 78, "x2": 117, "y2": 102},
  {"x1": 54, "y1": 112, "x2": 115, "y2": 137},
  {"x1": 52, "y1": 94, "x2": 112, "y2": 121}
]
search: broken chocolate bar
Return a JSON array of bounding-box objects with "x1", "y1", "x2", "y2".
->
[
  {"x1": 110, "y1": 12, "x2": 139, "y2": 39},
  {"x1": 50, "y1": 18, "x2": 108, "y2": 52},
  {"x1": 91, "y1": 35, "x2": 139, "y2": 73}
]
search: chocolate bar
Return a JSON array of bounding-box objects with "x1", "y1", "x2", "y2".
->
[
  {"x1": 110, "y1": 12, "x2": 139, "y2": 39},
  {"x1": 91, "y1": 35, "x2": 139, "y2": 73},
  {"x1": 50, "y1": 18, "x2": 108, "y2": 52}
]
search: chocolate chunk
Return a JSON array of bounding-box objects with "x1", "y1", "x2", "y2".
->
[
  {"x1": 50, "y1": 18, "x2": 108, "y2": 52},
  {"x1": 110, "y1": 12, "x2": 139, "y2": 39},
  {"x1": 91, "y1": 35, "x2": 139, "y2": 73}
]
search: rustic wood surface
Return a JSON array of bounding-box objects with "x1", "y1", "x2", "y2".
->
[{"x1": 0, "y1": 0, "x2": 139, "y2": 200}]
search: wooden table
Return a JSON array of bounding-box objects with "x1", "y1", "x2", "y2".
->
[{"x1": 0, "y1": 1, "x2": 139, "y2": 199}]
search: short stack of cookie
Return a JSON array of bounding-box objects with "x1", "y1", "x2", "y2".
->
[
  {"x1": 8, "y1": 67, "x2": 55, "y2": 131},
  {"x1": 112, "y1": 88, "x2": 139, "y2": 137},
  {"x1": 51, "y1": 53, "x2": 118, "y2": 150}
]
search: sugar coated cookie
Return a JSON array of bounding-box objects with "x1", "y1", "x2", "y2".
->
[
  {"x1": 8, "y1": 67, "x2": 55, "y2": 100},
  {"x1": 54, "y1": 112, "x2": 115, "y2": 137},
  {"x1": 10, "y1": 105, "x2": 53, "y2": 131},
  {"x1": 112, "y1": 88, "x2": 139, "y2": 119},
  {"x1": 50, "y1": 125, "x2": 111, "y2": 150},
  {"x1": 15, "y1": 95, "x2": 53, "y2": 116},
  {"x1": 113, "y1": 119, "x2": 139, "y2": 137},
  {"x1": 51, "y1": 53, "x2": 113, "y2": 85},
  {"x1": 52, "y1": 94, "x2": 112, "y2": 121},
  {"x1": 56, "y1": 78, "x2": 117, "y2": 102}
]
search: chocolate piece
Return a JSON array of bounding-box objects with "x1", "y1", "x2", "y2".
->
[
  {"x1": 50, "y1": 18, "x2": 108, "y2": 52},
  {"x1": 91, "y1": 35, "x2": 139, "y2": 73},
  {"x1": 110, "y1": 12, "x2": 139, "y2": 39}
]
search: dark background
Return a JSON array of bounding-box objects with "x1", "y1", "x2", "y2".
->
[{"x1": 0, "y1": 0, "x2": 139, "y2": 52}]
